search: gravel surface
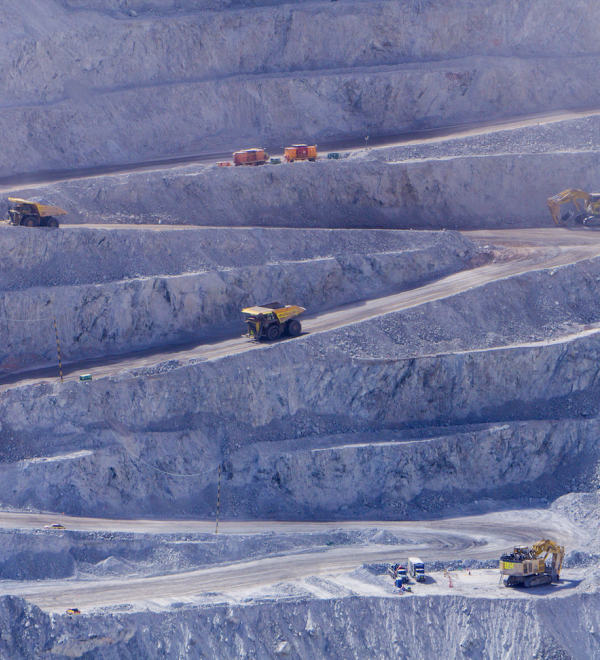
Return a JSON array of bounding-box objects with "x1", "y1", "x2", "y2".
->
[
  {"x1": 2, "y1": 0, "x2": 600, "y2": 656},
  {"x1": 0, "y1": 228, "x2": 476, "y2": 372},
  {"x1": 363, "y1": 115, "x2": 600, "y2": 163}
]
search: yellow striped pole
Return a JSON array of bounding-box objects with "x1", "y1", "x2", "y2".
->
[
  {"x1": 53, "y1": 316, "x2": 63, "y2": 383},
  {"x1": 215, "y1": 464, "x2": 221, "y2": 534}
]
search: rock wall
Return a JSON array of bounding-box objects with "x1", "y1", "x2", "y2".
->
[
  {"x1": 2, "y1": 0, "x2": 600, "y2": 175},
  {"x1": 226, "y1": 420, "x2": 599, "y2": 519},
  {"x1": 0, "y1": 229, "x2": 476, "y2": 372},
  {"x1": 0, "y1": 417, "x2": 593, "y2": 518},
  {"x1": 0, "y1": 526, "x2": 378, "y2": 580},
  {"x1": 0, "y1": 225, "x2": 471, "y2": 290},
  {"x1": 1, "y1": 593, "x2": 598, "y2": 659},
  {"x1": 14, "y1": 148, "x2": 600, "y2": 229},
  {"x1": 1, "y1": 259, "x2": 600, "y2": 517}
]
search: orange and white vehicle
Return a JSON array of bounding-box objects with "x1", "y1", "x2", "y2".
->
[
  {"x1": 284, "y1": 145, "x2": 317, "y2": 162},
  {"x1": 233, "y1": 148, "x2": 269, "y2": 166}
]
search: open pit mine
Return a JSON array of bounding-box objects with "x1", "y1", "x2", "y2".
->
[{"x1": 2, "y1": 0, "x2": 600, "y2": 658}]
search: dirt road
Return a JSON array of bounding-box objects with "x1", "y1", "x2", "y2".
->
[
  {"x1": 2, "y1": 228, "x2": 599, "y2": 392},
  {"x1": 1, "y1": 106, "x2": 598, "y2": 192},
  {"x1": 0, "y1": 228, "x2": 592, "y2": 613},
  {"x1": 1, "y1": 508, "x2": 583, "y2": 612}
]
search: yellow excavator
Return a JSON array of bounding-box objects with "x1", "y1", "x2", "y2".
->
[
  {"x1": 548, "y1": 189, "x2": 600, "y2": 227},
  {"x1": 499, "y1": 539, "x2": 565, "y2": 588}
]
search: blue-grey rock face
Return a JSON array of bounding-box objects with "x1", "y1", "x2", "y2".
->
[{"x1": 2, "y1": 0, "x2": 600, "y2": 176}]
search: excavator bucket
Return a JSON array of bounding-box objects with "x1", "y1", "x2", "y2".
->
[{"x1": 547, "y1": 189, "x2": 591, "y2": 225}]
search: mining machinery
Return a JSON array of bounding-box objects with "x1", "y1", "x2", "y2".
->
[
  {"x1": 548, "y1": 189, "x2": 600, "y2": 227},
  {"x1": 7, "y1": 198, "x2": 67, "y2": 228},
  {"x1": 242, "y1": 302, "x2": 305, "y2": 341},
  {"x1": 499, "y1": 539, "x2": 565, "y2": 588}
]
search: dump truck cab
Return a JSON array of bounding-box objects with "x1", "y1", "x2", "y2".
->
[
  {"x1": 388, "y1": 564, "x2": 409, "y2": 585},
  {"x1": 242, "y1": 302, "x2": 305, "y2": 341},
  {"x1": 7, "y1": 198, "x2": 66, "y2": 228}
]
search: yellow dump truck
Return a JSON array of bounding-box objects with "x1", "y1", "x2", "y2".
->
[
  {"x1": 7, "y1": 198, "x2": 67, "y2": 228},
  {"x1": 242, "y1": 302, "x2": 305, "y2": 341}
]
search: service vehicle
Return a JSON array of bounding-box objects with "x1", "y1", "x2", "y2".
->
[
  {"x1": 242, "y1": 302, "x2": 305, "y2": 341},
  {"x1": 66, "y1": 608, "x2": 81, "y2": 615},
  {"x1": 499, "y1": 538, "x2": 564, "y2": 588},
  {"x1": 284, "y1": 145, "x2": 317, "y2": 162},
  {"x1": 233, "y1": 148, "x2": 269, "y2": 166},
  {"x1": 7, "y1": 198, "x2": 67, "y2": 228},
  {"x1": 44, "y1": 523, "x2": 66, "y2": 530},
  {"x1": 408, "y1": 557, "x2": 426, "y2": 582},
  {"x1": 388, "y1": 563, "x2": 409, "y2": 586},
  {"x1": 548, "y1": 189, "x2": 600, "y2": 226}
]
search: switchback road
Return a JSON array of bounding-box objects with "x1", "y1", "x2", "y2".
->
[
  {"x1": 0, "y1": 508, "x2": 584, "y2": 612},
  {"x1": 1, "y1": 228, "x2": 600, "y2": 392}
]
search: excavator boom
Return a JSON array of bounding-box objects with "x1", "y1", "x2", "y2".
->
[
  {"x1": 547, "y1": 189, "x2": 592, "y2": 225},
  {"x1": 531, "y1": 539, "x2": 565, "y2": 579}
]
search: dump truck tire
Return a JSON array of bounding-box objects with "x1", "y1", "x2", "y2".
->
[
  {"x1": 267, "y1": 325, "x2": 281, "y2": 341},
  {"x1": 23, "y1": 216, "x2": 37, "y2": 227},
  {"x1": 288, "y1": 320, "x2": 302, "y2": 337},
  {"x1": 46, "y1": 217, "x2": 59, "y2": 228}
]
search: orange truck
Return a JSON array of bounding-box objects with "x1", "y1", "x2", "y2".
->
[
  {"x1": 233, "y1": 148, "x2": 269, "y2": 166},
  {"x1": 284, "y1": 145, "x2": 317, "y2": 162}
]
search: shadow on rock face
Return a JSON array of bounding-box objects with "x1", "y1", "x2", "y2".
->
[{"x1": 0, "y1": 551, "x2": 74, "y2": 580}]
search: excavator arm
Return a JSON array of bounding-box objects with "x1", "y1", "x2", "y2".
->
[
  {"x1": 547, "y1": 189, "x2": 592, "y2": 225},
  {"x1": 531, "y1": 539, "x2": 565, "y2": 579}
]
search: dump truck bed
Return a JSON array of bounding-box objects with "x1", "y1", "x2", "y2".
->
[
  {"x1": 8, "y1": 197, "x2": 68, "y2": 216},
  {"x1": 242, "y1": 305, "x2": 305, "y2": 321}
]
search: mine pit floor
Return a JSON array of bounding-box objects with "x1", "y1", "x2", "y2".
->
[{"x1": 0, "y1": 506, "x2": 586, "y2": 613}]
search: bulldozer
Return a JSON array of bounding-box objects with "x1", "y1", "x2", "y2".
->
[
  {"x1": 242, "y1": 302, "x2": 305, "y2": 341},
  {"x1": 499, "y1": 539, "x2": 565, "y2": 588},
  {"x1": 7, "y1": 198, "x2": 67, "y2": 228},
  {"x1": 547, "y1": 189, "x2": 600, "y2": 227}
]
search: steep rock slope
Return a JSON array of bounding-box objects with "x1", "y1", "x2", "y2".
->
[
  {"x1": 1, "y1": 0, "x2": 600, "y2": 175},
  {"x1": 0, "y1": 229, "x2": 476, "y2": 371},
  {"x1": 0, "y1": 592, "x2": 598, "y2": 660},
  {"x1": 14, "y1": 136, "x2": 600, "y2": 229},
  {"x1": 1, "y1": 258, "x2": 600, "y2": 517}
]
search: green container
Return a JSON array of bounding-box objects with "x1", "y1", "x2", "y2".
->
[
  {"x1": 270, "y1": 157, "x2": 282, "y2": 165},
  {"x1": 79, "y1": 374, "x2": 92, "y2": 381},
  {"x1": 327, "y1": 152, "x2": 340, "y2": 160}
]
